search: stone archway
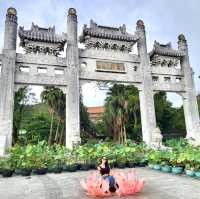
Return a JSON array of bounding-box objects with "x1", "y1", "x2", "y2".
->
[{"x1": 0, "y1": 7, "x2": 199, "y2": 155}]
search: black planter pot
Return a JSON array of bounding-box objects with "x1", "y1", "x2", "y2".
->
[
  {"x1": 75, "y1": 163, "x2": 81, "y2": 170},
  {"x1": 31, "y1": 168, "x2": 37, "y2": 175},
  {"x1": 117, "y1": 163, "x2": 126, "y2": 169},
  {"x1": 139, "y1": 161, "x2": 148, "y2": 167},
  {"x1": 63, "y1": 165, "x2": 77, "y2": 172},
  {"x1": 15, "y1": 168, "x2": 22, "y2": 175},
  {"x1": 53, "y1": 167, "x2": 63, "y2": 173},
  {"x1": 0, "y1": 168, "x2": 3, "y2": 174},
  {"x1": 126, "y1": 162, "x2": 136, "y2": 168},
  {"x1": 134, "y1": 162, "x2": 140, "y2": 167},
  {"x1": 89, "y1": 163, "x2": 97, "y2": 169},
  {"x1": 2, "y1": 169, "x2": 14, "y2": 177},
  {"x1": 80, "y1": 164, "x2": 90, "y2": 171},
  {"x1": 113, "y1": 162, "x2": 118, "y2": 167},
  {"x1": 110, "y1": 162, "x2": 118, "y2": 168},
  {"x1": 47, "y1": 166, "x2": 54, "y2": 173},
  {"x1": 35, "y1": 168, "x2": 48, "y2": 175},
  {"x1": 21, "y1": 169, "x2": 32, "y2": 176}
]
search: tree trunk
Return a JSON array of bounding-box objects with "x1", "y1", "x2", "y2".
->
[
  {"x1": 133, "y1": 107, "x2": 138, "y2": 128},
  {"x1": 48, "y1": 112, "x2": 54, "y2": 145},
  {"x1": 54, "y1": 118, "x2": 61, "y2": 143},
  {"x1": 59, "y1": 124, "x2": 64, "y2": 144},
  {"x1": 123, "y1": 122, "x2": 126, "y2": 144}
]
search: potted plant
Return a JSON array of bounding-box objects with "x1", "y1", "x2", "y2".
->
[
  {"x1": 9, "y1": 144, "x2": 24, "y2": 175},
  {"x1": 47, "y1": 145, "x2": 67, "y2": 173},
  {"x1": 185, "y1": 163, "x2": 195, "y2": 177},
  {"x1": 75, "y1": 147, "x2": 91, "y2": 171},
  {"x1": 126, "y1": 155, "x2": 137, "y2": 168},
  {"x1": 63, "y1": 155, "x2": 77, "y2": 172},
  {"x1": 1, "y1": 158, "x2": 14, "y2": 177},
  {"x1": 194, "y1": 168, "x2": 200, "y2": 179},
  {"x1": 33, "y1": 155, "x2": 48, "y2": 175},
  {"x1": 160, "y1": 151, "x2": 172, "y2": 173},
  {"x1": 20, "y1": 162, "x2": 32, "y2": 176},
  {"x1": 52, "y1": 156, "x2": 64, "y2": 173},
  {"x1": 170, "y1": 152, "x2": 184, "y2": 174},
  {"x1": 147, "y1": 150, "x2": 162, "y2": 170},
  {"x1": 0, "y1": 157, "x2": 5, "y2": 174},
  {"x1": 115, "y1": 147, "x2": 127, "y2": 168}
]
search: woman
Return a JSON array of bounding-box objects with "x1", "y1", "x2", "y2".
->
[
  {"x1": 97, "y1": 157, "x2": 119, "y2": 193},
  {"x1": 80, "y1": 158, "x2": 144, "y2": 197}
]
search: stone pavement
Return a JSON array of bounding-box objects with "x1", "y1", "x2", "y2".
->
[{"x1": 0, "y1": 167, "x2": 200, "y2": 199}]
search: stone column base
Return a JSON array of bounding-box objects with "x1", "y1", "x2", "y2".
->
[
  {"x1": 66, "y1": 135, "x2": 81, "y2": 149},
  {"x1": 0, "y1": 135, "x2": 7, "y2": 156},
  {"x1": 187, "y1": 125, "x2": 200, "y2": 146},
  {"x1": 150, "y1": 127, "x2": 163, "y2": 149}
]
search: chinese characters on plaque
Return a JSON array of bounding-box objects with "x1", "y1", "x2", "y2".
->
[{"x1": 96, "y1": 61, "x2": 125, "y2": 73}]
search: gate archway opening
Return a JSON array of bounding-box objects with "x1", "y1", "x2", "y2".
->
[
  {"x1": 81, "y1": 81, "x2": 142, "y2": 144},
  {"x1": 154, "y1": 91, "x2": 186, "y2": 141},
  {"x1": 13, "y1": 85, "x2": 66, "y2": 146}
]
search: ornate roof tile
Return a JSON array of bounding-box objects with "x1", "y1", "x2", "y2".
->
[
  {"x1": 149, "y1": 41, "x2": 185, "y2": 58},
  {"x1": 80, "y1": 19, "x2": 137, "y2": 43},
  {"x1": 18, "y1": 23, "x2": 66, "y2": 45},
  {"x1": 18, "y1": 23, "x2": 67, "y2": 56}
]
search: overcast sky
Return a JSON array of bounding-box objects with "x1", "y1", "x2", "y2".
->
[{"x1": 0, "y1": 0, "x2": 199, "y2": 107}]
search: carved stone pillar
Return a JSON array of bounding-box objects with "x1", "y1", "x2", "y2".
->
[
  {"x1": 0, "y1": 8, "x2": 17, "y2": 155},
  {"x1": 136, "y1": 20, "x2": 161, "y2": 146},
  {"x1": 65, "y1": 8, "x2": 81, "y2": 149},
  {"x1": 178, "y1": 34, "x2": 200, "y2": 141}
]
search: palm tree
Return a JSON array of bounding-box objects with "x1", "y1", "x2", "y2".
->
[
  {"x1": 41, "y1": 86, "x2": 66, "y2": 145},
  {"x1": 13, "y1": 86, "x2": 29, "y2": 144},
  {"x1": 54, "y1": 90, "x2": 66, "y2": 144},
  {"x1": 104, "y1": 84, "x2": 129, "y2": 144},
  {"x1": 103, "y1": 84, "x2": 140, "y2": 144},
  {"x1": 41, "y1": 86, "x2": 58, "y2": 144}
]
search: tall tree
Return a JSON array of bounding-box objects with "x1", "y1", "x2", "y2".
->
[
  {"x1": 41, "y1": 86, "x2": 60, "y2": 144},
  {"x1": 13, "y1": 87, "x2": 29, "y2": 144},
  {"x1": 103, "y1": 84, "x2": 140, "y2": 144}
]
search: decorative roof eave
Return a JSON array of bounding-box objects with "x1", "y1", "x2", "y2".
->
[
  {"x1": 80, "y1": 28, "x2": 138, "y2": 43},
  {"x1": 149, "y1": 48, "x2": 185, "y2": 58},
  {"x1": 79, "y1": 20, "x2": 138, "y2": 43},
  {"x1": 18, "y1": 26, "x2": 67, "y2": 46},
  {"x1": 149, "y1": 41, "x2": 185, "y2": 59}
]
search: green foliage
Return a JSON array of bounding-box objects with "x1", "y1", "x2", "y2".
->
[
  {"x1": 0, "y1": 157, "x2": 14, "y2": 170},
  {"x1": 13, "y1": 86, "x2": 94, "y2": 146},
  {"x1": 101, "y1": 84, "x2": 141, "y2": 143},
  {"x1": 41, "y1": 86, "x2": 66, "y2": 145},
  {"x1": 18, "y1": 113, "x2": 51, "y2": 145},
  {"x1": 95, "y1": 85, "x2": 186, "y2": 143},
  {"x1": 2, "y1": 139, "x2": 200, "y2": 174},
  {"x1": 13, "y1": 87, "x2": 29, "y2": 145}
]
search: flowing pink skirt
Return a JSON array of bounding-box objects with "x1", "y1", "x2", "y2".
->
[{"x1": 80, "y1": 169, "x2": 145, "y2": 197}]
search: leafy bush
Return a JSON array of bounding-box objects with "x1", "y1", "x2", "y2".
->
[{"x1": 2, "y1": 138, "x2": 200, "y2": 177}]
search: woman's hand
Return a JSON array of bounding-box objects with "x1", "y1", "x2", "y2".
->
[{"x1": 109, "y1": 170, "x2": 113, "y2": 176}]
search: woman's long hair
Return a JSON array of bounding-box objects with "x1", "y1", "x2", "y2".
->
[{"x1": 102, "y1": 158, "x2": 109, "y2": 168}]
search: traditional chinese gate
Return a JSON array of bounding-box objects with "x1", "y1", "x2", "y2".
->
[{"x1": 0, "y1": 7, "x2": 199, "y2": 155}]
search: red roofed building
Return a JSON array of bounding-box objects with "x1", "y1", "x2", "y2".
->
[{"x1": 87, "y1": 106, "x2": 105, "y2": 123}]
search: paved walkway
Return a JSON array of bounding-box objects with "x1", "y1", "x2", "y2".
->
[{"x1": 0, "y1": 167, "x2": 200, "y2": 199}]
